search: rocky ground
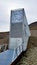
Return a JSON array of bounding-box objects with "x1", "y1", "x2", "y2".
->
[
  {"x1": 0, "y1": 32, "x2": 37, "y2": 65},
  {"x1": 16, "y1": 37, "x2": 37, "y2": 65}
]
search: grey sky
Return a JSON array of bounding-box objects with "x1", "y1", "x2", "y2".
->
[{"x1": 0, "y1": 0, "x2": 37, "y2": 32}]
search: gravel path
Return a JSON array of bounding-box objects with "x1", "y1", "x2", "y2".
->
[{"x1": 16, "y1": 45, "x2": 37, "y2": 65}]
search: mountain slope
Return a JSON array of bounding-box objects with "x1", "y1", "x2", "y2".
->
[{"x1": 29, "y1": 22, "x2": 37, "y2": 30}]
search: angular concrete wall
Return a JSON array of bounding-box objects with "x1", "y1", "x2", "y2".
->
[{"x1": 9, "y1": 8, "x2": 30, "y2": 54}]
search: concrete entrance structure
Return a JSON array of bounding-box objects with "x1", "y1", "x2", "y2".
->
[
  {"x1": 9, "y1": 8, "x2": 31, "y2": 62},
  {"x1": 0, "y1": 8, "x2": 31, "y2": 65}
]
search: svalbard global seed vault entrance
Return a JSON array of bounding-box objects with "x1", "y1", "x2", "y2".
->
[
  {"x1": 9, "y1": 8, "x2": 31, "y2": 62},
  {"x1": 0, "y1": 8, "x2": 31, "y2": 65}
]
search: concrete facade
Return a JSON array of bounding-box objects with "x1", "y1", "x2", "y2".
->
[{"x1": 9, "y1": 8, "x2": 30, "y2": 59}]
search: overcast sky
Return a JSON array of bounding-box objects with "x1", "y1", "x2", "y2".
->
[{"x1": 0, "y1": 0, "x2": 37, "y2": 32}]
